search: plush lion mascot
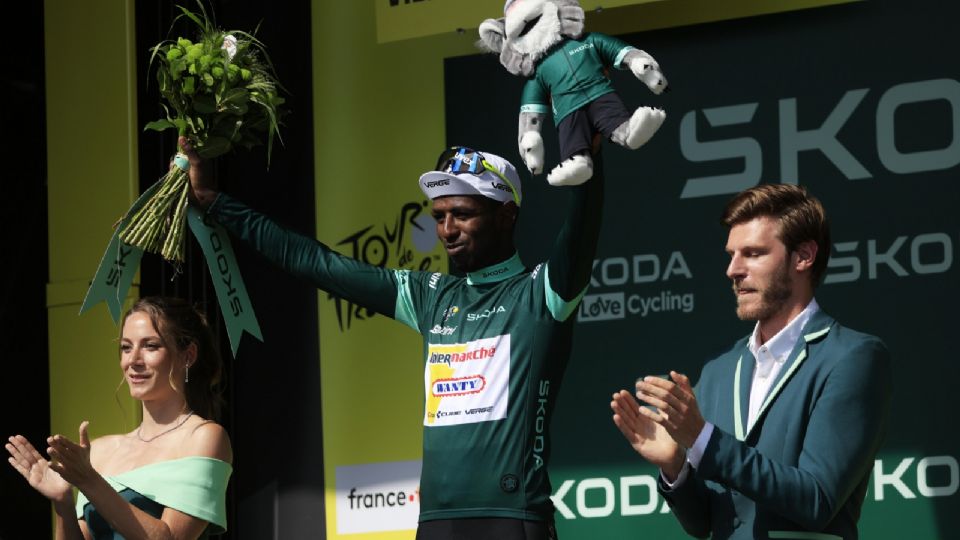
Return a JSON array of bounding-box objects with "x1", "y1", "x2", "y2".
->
[{"x1": 478, "y1": 0, "x2": 668, "y2": 185}]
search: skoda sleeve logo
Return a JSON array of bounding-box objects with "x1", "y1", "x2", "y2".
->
[{"x1": 500, "y1": 474, "x2": 519, "y2": 493}]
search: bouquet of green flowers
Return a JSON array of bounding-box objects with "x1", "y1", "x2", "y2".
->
[{"x1": 119, "y1": 2, "x2": 285, "y2": 262}]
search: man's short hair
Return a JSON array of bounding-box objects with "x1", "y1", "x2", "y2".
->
[{"x1": 721, "y1": 183, "x2": 831, "y2": 285}]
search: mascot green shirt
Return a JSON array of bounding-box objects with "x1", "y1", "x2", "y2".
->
[{"x1": 519, "y1": 32, "x2": 635, "y2": 124}]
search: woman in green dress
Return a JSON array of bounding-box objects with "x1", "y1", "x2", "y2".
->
[{"x1": 6, "y1": 297, "x2": 233, "y2": 539}]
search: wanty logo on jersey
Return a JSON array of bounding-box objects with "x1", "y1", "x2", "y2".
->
[
  {"x1": 432, "y1": 375, "x2": 486, "y2": 396},
  {"x1": 328, "y1": 200, "x2": 442, "y2": 331},
  {"x1": 578, "y1": 252, "x2": 695, "y2": 322}
]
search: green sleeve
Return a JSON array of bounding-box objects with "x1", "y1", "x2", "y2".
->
[
  {"x1": 520, "y1": 77, "x2": 550, "y2": 115},
  {"x1": 209, "y1": 194, "x2": 403, "y2": 319},
  {"x1": 543, "y1": 152, "x2": 605, "y2": 321},
  {"x1": 657, "y1": 471, "x2": 713, "y2": 538},
  {"x1": 589, "y1": 32, "x2": 635, "y2": 69},
  {"x1": 393, "y1": 269, "x2": 420, "y2": 332}
]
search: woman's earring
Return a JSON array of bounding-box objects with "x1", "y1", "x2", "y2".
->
[{"x1": 185, "y1": 364, "x2": 190, "y2": 383}]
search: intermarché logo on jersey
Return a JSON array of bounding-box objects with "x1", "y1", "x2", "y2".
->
[
  {"x1": 428, "y1": 344, "x2": 497, "y2": 366},
  {"x1": 329, "y1": 200, "x2": 442, "y2": 331}
]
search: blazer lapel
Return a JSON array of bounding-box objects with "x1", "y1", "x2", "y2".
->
[
  {"x1": 745, "y1": 310, "x2": 835, "y2": 440},
  {"x1": 733, "y1": 345, "x2": 754, "y2": 441}
]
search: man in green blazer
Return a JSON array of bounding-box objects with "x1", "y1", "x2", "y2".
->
[{"x1": 611, "y1": 184, "x2": 892, "y2": 540}]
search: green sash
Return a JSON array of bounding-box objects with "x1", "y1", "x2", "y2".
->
[
  {"x1": 187, "y1": 206, "x2": 263, "y2": 355},
  {"x1": 81, "y1": 176, "x2": 262, "y2": 356},
  {"x1": 79, "y1": 181, "x2": 162, "y2": 321}
]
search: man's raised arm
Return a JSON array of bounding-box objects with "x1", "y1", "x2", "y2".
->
[{"x1": 182, "y1": 136, "x2": 405, "y2": 321}]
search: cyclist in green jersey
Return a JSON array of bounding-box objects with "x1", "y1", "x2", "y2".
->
[{"x1": 184, "y1": 137, "x2": 604, "y2": 540}]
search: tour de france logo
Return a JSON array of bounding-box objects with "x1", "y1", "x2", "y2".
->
[{"x1": 329, "y1": 200, "x2": 443, "y2": 331}]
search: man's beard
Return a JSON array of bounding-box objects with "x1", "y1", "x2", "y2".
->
[{"x1": 734, "y1": 262, "x2": 793, "y2": 321}]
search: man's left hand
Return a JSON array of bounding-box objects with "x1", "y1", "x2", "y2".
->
[{"x1": 635, "y1": 371, "x2": 705, "y2": 449}]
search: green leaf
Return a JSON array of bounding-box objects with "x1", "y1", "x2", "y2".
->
[
  {"x1": 218, "y1": 87, "x2": 249, "y2": 115},
  {"x1": 176, "y1": 6, "x2": 203, "y2": 29},
  {"x1": 144, "y1": 119, "x2": 175, "y2": 132},
  {"x1": 158, "y1": 70, "x2": 172, "y2": 92},
  {"x1": 220, "y1": 87, "x2": 249, "y2": 106},
  {"x1": 197, "y1": 136, "x2": 232, "y2": 159},
  {"x1": 192, "y1": 94, "x2": 216, "y2": 114}
]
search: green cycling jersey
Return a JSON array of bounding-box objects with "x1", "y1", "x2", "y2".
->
[{"x1": 207, "y1": 162, "x2": 604, "y2": 521}]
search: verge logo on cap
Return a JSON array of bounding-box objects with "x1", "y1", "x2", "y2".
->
[{"x1": 419, "y1": 147, "x2": 522, "y2": 206}]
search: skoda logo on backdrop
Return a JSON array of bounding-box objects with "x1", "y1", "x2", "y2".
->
[{"x1": 578, "y1": 252, "x2": 696, "y2": 323}]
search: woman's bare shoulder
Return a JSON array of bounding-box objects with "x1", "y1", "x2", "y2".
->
[{"x1": 182, "y1": 418, "x2": 232, "y2": 463}]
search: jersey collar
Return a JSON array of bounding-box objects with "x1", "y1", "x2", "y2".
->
[{"x1": 467, "y1": 252, "x2": 525, "y2": 285}]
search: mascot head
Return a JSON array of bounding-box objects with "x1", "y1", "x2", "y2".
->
[{"x1": 478, "y1": 0, "x2": 585, "y2": 77}]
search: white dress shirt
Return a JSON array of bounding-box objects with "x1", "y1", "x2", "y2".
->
[{"x1": 746, "y1": 298, "x2": 819, "y2": 431}]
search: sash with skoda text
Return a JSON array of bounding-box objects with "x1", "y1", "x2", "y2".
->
[
  {"x1": 81, "y1": 184, "x2": 262, "y2": 356},
  {"x1": 187, "y1": 206, "x2": 262, "y2": 356},
  {"x1": 80, "y1": 181, "x2": 162, "y2": 321}
]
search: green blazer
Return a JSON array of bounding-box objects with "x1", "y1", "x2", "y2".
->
[{"x1": 660, "y1": 310, "x2": 892, "y2": 540}]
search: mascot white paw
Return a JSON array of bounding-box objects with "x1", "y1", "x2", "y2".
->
[
  {"x1": 519, "y1": 131, "x2": 545, "y2": 175},
  {"x1": 628, "y1": 51, "x2": 669, "y2": 95},
  {"x1": 547, "y1": 154, "x2": 593, "y2": 186},
  {"x1": 625, "y1": 106, "x2": 666, "y2": 149}
]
